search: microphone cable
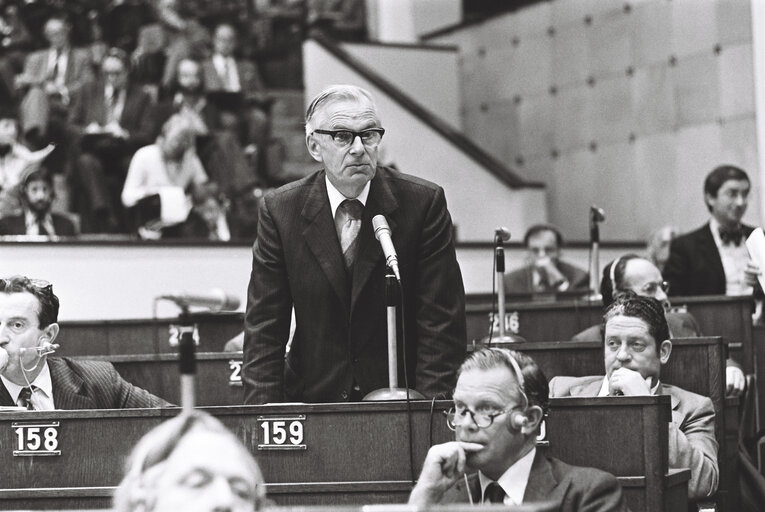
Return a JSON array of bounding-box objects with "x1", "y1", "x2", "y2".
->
[
  {"x1": 398, "y1": 279, "x2": 417, "y2": 486},
  {"x1": 487, "y1": 234, "x2": 499, "y2": 346}
]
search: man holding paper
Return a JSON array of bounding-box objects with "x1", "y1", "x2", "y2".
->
[{"x1": 664, "y1": 165, "x2": 760, "y2": 296}]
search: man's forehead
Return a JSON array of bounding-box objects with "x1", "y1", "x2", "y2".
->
[
  {"x1": 314, "y1": 99, "x2": 379, "y2": 126},
  {"x1": 0, "y1": 292, "x2": 41, "y2": 318},
  {"x1": 455, "y1": 367, "x2": 516, "y2": 398}
]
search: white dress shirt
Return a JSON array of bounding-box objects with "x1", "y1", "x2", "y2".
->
[
  {"x1": 478, "y1": 446, "x2": 536, "y2": 505},
  {"x1": 325, "y1": 176, "x2": 370, "y2": 216},
  {"x1": 709, "y1": 218, "x2": 752, "y2": 296},
  {"x1": 212, "y1": 54, "x2": 240, "y2": 92},
  {"x1": 1, "y1": 361, "x2": 55, "y2": 410}
]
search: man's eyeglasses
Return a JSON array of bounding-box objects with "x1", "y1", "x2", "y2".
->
[
  {"x1": 640, "y1": 281, "x2": 669, "y2": 295},
  {"x1": 446, "y1": 406, "x2": 516, "y2": 430},
  {"x1": 312, "y1": 128, "x2": 385, "y2": 148}
]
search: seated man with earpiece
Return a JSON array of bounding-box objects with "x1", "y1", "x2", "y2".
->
[
  {"x1": 0, "y1": 275, "x2": 171, "y2": 410},
  {"x1": 409, "y1": 347, "x2": 628, "y2": 510}
]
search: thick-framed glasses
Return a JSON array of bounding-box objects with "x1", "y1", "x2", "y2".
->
[
  {"x1": 640, "y1": 281, "x2": 669, "y2": 295},
  {"x1": 312, "y1": 128, "x2": 385, "y2": 148},
  {"x1": 446, "y1": 406, "x2": 516, "y2": 430}
]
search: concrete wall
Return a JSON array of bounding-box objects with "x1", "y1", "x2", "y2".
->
[
  {"x1": 303, "y1": 39, "x2": 548, "y2": 243},
  {"x1": 428, "y1": 0, "x2": 761, "y2": 241}
]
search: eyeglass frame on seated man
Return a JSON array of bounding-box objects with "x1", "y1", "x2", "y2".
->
[{"x1": 311, "y1": 127, "x2": 385, "y2": 147}]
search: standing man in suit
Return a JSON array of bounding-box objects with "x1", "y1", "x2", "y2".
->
[
  {"x1": 408, "y1": 347, "x2": 627, "y2": 510},
  {"x1": 664, "y1": 165, "x2": 759, "y2": 296},
  {"x1": 571, "y1": 254, "x2": 745, "y2": 397},
  {"x1": 14, "y1": 16, "x2": 92, "y2": 173},
  {"x1": 550, "y1": 294, "x2": 719, "y2": 500},
  {"x1": 243, "y1": 84, "x2": 466, "y2": 404},
  {"x1": 0, "y1": 168, "x2": 75, "y2": 237},
  {"x1": 504, "y1": 224, "x2": 589, "y2": 298},
  {"x1": 0, "y1": 275, "x2": 168, "y2": 409},
  {"x1": 68, "y1": 48, "x2": 158, "y2": 233}
]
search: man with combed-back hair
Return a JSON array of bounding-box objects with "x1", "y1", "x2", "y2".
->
[
  {"x1": 409, "y1": 347, "x2": 627, "y2": 510},
  {"x1": 242, "y1": 84, "x2": 466, "y2": 404},
  {"x1": 551, "y1": 293, "x2": 719, "y2": 500}
]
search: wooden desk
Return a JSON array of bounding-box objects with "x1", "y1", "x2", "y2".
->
[
  {"x1": 56, "y1": 313, "x2": 243, "y2": 356},
  {"x1": 467, "y1": 294, "x2": 752, "y2": 371},
  {"x1": 0, "y1": 400, "x2": 685, "y2": 511}
]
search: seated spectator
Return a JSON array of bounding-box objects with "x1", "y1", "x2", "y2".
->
[
  {"x1": 121, "y1": 115, "x2": 208, "y2": 237},
  {"x1": 571, "y1": 255, "x2": 746, "y2": 397},
  {"x1": 68, "y1": 47, "x2": 158, "y2": 233},
  {"x1": 163, "y1": 182, "x2": 231, "y2": 241},
  {"x1": 0, "y1": 105, "x2": 54, "y2": 217},
  {"x1": 550, "y1": 294, "x2": 719, "y2": 501},
  {"x1": 504, "y1": 224, "x2": 589, "y2": 298},
  {"x1": 14, "y1": 15, "x2": 93, "y2": 173},
  {"x1": 408, "y1": 347, "x2": 627, "y2": 509},
  {"x1": 0, "y1": 275, "x2": 168, "y2": 409},
  {"x1": 0, "y1": 167, "x2": 75, "y2": 237},
  {"x1": 203, "y1": 22, "x2": 270, "y2": 178},
  {"x1": 113, "y1": 410, "x2": 266, "y2": 512},
  {"x1": 646, "y1": 225, "x2": 678, "y2": 273}
]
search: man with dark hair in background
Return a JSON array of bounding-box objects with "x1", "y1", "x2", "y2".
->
[
  {"x1": 409, "y1": 347, "x2": 627, "y2": 510},
  {"x1": 0, "y1": 275, "x2": 169, "y2": 409},
  {"x1": 664, "y1": 165, "x2": 760, "y2": 296},
  {"x1": 243, "y1": 84, "x2": 466, "y2": 404},
  {"x1": 504, "y1": 223, "x2": 589, "y2": 297},
  {"x1": 0, "y1": 168, "x2": 75, "y2": 237},
  {"x1": 551, "y1": 294, "x2": 719, "y2": 500}
]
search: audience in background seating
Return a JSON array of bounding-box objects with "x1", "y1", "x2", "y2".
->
[{"x1": 0, "y1": 167, "x2": 75, "y2": 237}]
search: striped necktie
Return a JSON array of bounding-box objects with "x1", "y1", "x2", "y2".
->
[
  {"x1": 335, "y1": 199, "x2": 363, "y2": 270},
  {"x1": 484, "y1": 481, "x2": 506, "y2": 504},
  {"x1": 17, "y1": 386, "x2": 35, "y2": 410}
]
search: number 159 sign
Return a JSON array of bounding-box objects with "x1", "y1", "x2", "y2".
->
[{"x1": 257, "y1": 415, "x2": 306, "y2": 450}]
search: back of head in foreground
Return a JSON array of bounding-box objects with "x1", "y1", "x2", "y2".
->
[{"x1": 114, "y1": 410, "x2": 266, "y2": 512}]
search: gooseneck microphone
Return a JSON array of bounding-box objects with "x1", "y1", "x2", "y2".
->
[
  {"x1": 494, "y1": 226, "x2": 511, "y2": 243},
  {"x1": 157, "y1": 289, "x2": 241, "y2": 312},
  {"x1": 372, "y1": 215, "x2": 401, "y2": 281}
]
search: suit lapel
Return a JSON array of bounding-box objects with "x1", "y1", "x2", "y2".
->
[
  {"x1": 569, "y1": 377, "x2": 603, "y2": 397},
  {"x1": 48, "y1": 358, "x2": 97, "y2": 410},
  {"x1": 659, "y1": 383, "x2": 680, "y2": 410},
  {"x1": 63, "y1": 49, "x2": 75, "y2": 86},
  {"x1": 698, "y1": 224, "x2": 725, "y2": 289},
  {"x1": 0, "y1": 380, "x2": 14, "y2": 406},
  {"x1": 523, "y1": 451, "x2": 560, "y2": 503},
  {"x1": 301, "y1": 174, "x2": 351, "y2": 313},
  {"x1": 350, "y1": 170, "x2": 398, "y2": 312}
]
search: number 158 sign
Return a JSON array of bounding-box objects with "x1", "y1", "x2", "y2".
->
[{"x1": 13, "y1": 422, "x2": 61, "y2": 456}]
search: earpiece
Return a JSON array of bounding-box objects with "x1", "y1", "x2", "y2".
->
[
  {"x1": 503, "y1": 349, "x2": 530, "y2": 431},
  {"x1": 20, "y1": 342, "x2": 59, "y2": 357},
  {"x1": 509, "y1": 410, "x2": 527, "y2": 430}
]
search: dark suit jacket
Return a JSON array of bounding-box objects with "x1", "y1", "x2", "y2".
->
[
  {"x1": 504, "y1": 260, "x2": 589, "y2": 296},
  {"x1": 243, "y1": 166, "x2": 466, "y2": 404},
  {"x1": 69, "y1": 80, "x2": 158, "y2": 153},
  {"x1": 0, "y1": 357, "x2": 169, "y2": 409},
  {"x1": 18, "y1": 47, "x2": 93, "y2": 95},
  {"x1": 664, "y1": 222, "x2": 756, "y2": 296},
  {"x1": 440, "y1": 450, "x2": 628, "y2": 511},
  {"x1": 0, "y1": 211, "x2": 76, "y2": 236},
  {"x1": 202, "y1": 57, "x2": 265, "y2": 101},
  {"x1": 549, "y1": 376, "x2": 719, "y2": 500}
]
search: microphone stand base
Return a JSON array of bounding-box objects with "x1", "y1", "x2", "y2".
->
[
  {"x1": 363, "y1": 387, "x2": 425, "y2": 401},
  {"x1": 475, "y1": 334, "x2": 527, "y2": 347}
]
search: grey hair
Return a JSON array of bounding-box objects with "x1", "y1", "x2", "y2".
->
[{"x1": 304, "y1": 84, "x2": 378, "y2": 135}]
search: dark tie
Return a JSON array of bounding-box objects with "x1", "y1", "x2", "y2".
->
[
  {"x1": 335, "y1": 199, "x2": 363, "y2": 270},
  {"x1": 37, "y1": 218, "x2": 48, "y2": 236},
  {"x1": 17, "y1": 387, "x2": 35, "y2": 410},
  {"x1": 106, "y1": 89, "x2": 120, "y2": 124},
  {"x1": 719, "y1": 226, "x2": 743, "y2": 246},
  {"x1": 49, "y1": 50, "x2": 61, "y2": 81},
  {"x1": 484, "y1": 481, "x2": 506, "y2": 504}
]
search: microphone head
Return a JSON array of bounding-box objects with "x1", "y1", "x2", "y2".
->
[
  {"x1": 372, "y1": 215, "x2": 391, "y2": 240},
  {"x1": 494, "y1": 227, "x2": 511, "y2": 242},
  {"x1": 590, "y1": 205, "x2": 606, "y2": 222}
]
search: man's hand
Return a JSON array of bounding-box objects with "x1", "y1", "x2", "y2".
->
[
  {"x1": 608, "y1": 367, "x2": 652, "y2": 396},
  {"x1": 744, "y1": 261, "x2": 761, "y2": 288},
  {"x1": 726, "y1": 365, "x2": 745, "y2": 397},
  {"x1": 408, "y1": 441, "x2": 482, "y2": 505}
]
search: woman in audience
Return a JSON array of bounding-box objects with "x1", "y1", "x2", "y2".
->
[{"x1": 113, "y1": 410, "x2": 266, "y2": 512}]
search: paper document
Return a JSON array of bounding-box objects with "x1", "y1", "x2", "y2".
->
[{"x1": 745, "y1": 227, "x2": 765, "y2": 291}]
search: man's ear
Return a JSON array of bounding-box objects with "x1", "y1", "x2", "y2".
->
[
  {"x1": 41, "y1": 323, "x2": 59, "y2": 345},
  {"x1": 520, "y1": 405, "x2": 544, "y2": 436},
  {"x1": 659, "y1": 339, "x2": 672, "y2": 365},
  {"x1": 305, "y1": 134, "x2": 323, "y2": 163}
]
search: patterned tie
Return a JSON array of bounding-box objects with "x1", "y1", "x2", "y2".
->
[
  {"x1": 17, "y1": 387, "x2": 35, "y2": 410},
  {"x1": 335, "y1": 199, "x2": 363, "y2": 270},
  {"x1": 484, "y1": 481, "x2": 506, "y2": 504}
]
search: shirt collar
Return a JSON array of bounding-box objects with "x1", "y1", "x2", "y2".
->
[
  {"x1": 478, "y1": 446, "x2": 536, "y2": 505},
  {"x1": 1, "y1": 360, "x2": 53, "y2": 403},
  {"x1": 325, "y1": 176, "x2": 370, "y2": 219},
  {"x1": 598, "y1": 375, "x2": 661, "y2": 396}
]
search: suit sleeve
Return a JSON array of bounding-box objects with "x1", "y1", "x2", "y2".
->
[
  {"x1": 663, "y1": 237, "x2": 691, "y2": 296},
  {"x1": 575, "y1": 469, "x2": 629, "y2": 512},
  {"x1": 668, "y1": 395, "x2": 719, "y2": 500},
  {"x1": 83, "y1": 361, "x2": 171, "y2": 408},
  {"x1": 412, "y1": 186, "x2": 466, "y2": 399},
  {"x1": 242, "y1": 195, "x2": 293, "y2": 404}
]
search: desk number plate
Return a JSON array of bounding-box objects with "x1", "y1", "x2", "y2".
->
[
  {"x1": 13, "y1": 421, "x2": 61, "y2": 456},
  {"x1": 257, "y1": 415, "x2": 306, "y2": 450},
  {"x1": 229, "y1": 360, "x2": 243, "y2": 387}
]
